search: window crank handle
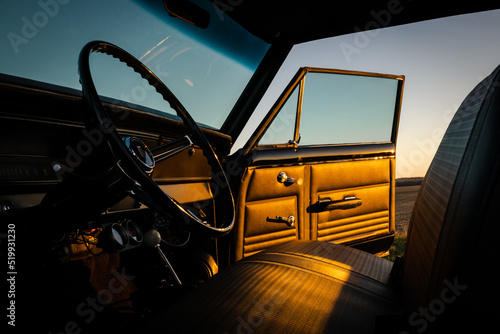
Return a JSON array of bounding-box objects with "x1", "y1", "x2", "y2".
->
[{"x1": 275, "y1": 215, "x2": 295, "y2": 228}]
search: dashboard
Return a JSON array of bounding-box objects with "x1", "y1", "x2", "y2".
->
[
  {"x1": 0, "y1": 75, "x2": 228, "y2": 264},
  {"x1": 0, "y1": 160, "x2": 214, "y2": 259}
]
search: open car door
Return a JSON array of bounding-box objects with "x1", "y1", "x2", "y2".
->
[{"x1": 231, "y1": 67, "x2": 404, "y2": 261}]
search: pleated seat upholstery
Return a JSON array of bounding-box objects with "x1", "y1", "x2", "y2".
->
[
  {"x1": 147, "y1": 241, "x2": 400, "y2": 333},
  {"x1": 401, "y1": 64, "x2": 500, "y2": 331},
  {"x1": 145, "y1": 65, "x2": 500, "y2": 333}
]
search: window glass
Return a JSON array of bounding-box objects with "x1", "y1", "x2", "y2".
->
[
  {"x1": 259, "y1": 85, "x2": 299, "y2": 145},
  {"x1": 299, "y1": 72, "x2": 398, "y2": 145}
]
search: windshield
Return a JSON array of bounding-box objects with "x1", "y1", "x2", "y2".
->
[{"x1": 0, "y1": 0, "x2": 270, "y2": 129}]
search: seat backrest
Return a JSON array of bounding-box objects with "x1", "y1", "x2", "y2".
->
[{"x1": 402, "y1": 65, "x2": 500, "y2": 330}]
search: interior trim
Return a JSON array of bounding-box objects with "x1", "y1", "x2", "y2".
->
[{"x1": 249, "y1": 143, "x2": 395, "y2": 166}]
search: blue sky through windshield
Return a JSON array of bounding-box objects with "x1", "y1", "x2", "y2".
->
[{"x1": 0, "y1": 0, "x2": 270, "y2": 129}]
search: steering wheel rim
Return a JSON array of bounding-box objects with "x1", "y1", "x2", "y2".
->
[{"x1": 78, "y1": 41, "x2": 235, "y2": 237}]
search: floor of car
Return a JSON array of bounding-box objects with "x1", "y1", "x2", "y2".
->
[{"x1": 142, "y1": 240, "x2": 402, "y2": 333}]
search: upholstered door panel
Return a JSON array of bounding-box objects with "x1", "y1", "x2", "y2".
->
[
  {"x1": 316, "y1": 184, "x2": 390, "y2": 242},
  {"x1": 233, "y1": 165, "x2": 306, "y2": 261},
  {"x1": 244, "y1": 165, "x2": 306, "y2": 202},
  {"x1": 243, "y1": 197, "x2": 298, "y2": 257},
  {"x1": 310, "y1": 158, "x2": 395, "y2": 244},
  {"x1": 234, "y1": 158, "x2": 395, "y2": 260}
]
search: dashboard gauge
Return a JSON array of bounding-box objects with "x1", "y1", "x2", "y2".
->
[
  {"x1": 152, "y1": 213, "x2": 190, "y2": 247},
  {"x1": 125, "y1": 220, "x2": 143, "y2": 244},
  {"x1": 105, "y1": 223, "x2": 129, "y2": 251}
]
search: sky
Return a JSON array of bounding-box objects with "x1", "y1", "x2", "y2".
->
[
  {"x1": 1, "y1": 2, "x2": 500, "y2": 178},
  {"x1": 234, "y1": 9, "x2": 500, "y2": 178},
  {"x1": 0, "y1": 0, "x2": 264, "y2": 129}
]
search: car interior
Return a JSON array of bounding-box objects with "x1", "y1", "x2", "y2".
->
[
  {"x1": 147, "y1": 63, "x2": 500, "y2": 333},
  {"x1": 1, "y1": 1, "x2": 499, "y2": 333}
]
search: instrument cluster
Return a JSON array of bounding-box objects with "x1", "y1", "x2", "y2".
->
[
  {"x1": 99, "y1": 210, "x2": 191, "y2": 252},
  {"x1": 101, "y1": 219, "x2": 144, "y2": 252}
]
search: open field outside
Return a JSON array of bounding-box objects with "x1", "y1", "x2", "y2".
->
[{"x1": 384, "y1": 182, "x2": 421, "y2": 261}]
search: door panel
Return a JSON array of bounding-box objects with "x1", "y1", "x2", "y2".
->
[
  {"x1": 243, "y1": 197, "x2": 298, "y2": 257},
  {"x1": 233, "y1": 165, "x2": 306, "y2": 260},
  {"x1": 310, "y1": 159, "x2": 395, "y2": 244},
  {"x1": 233, "y1": 67, "x2": 403, "y2": 260}
]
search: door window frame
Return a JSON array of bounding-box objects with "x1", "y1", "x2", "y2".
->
[{"x1": 242, "y1": 67, "x2": 405, "y2": 154}]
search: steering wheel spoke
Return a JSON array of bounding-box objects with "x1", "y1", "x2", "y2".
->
[
  {"x1": 78, "y1": 41, "x2": 235, "y2": 237},
  {"x1": 151, "y1": 135, "x2": 193, "y2": 163}
]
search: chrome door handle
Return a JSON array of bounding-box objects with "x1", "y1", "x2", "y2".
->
[{"x1": 317, "y1": 196, "x2": 362, "y2": 211}]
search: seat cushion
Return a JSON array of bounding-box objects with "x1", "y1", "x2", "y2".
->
[
  {"x1": 146, "y1": 241, "x2": 401, "y2": 333},
  {"x1": 251, "y1": 240, "x2": 396, "y2": 289}
]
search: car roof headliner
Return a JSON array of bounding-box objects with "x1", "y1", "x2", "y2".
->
[{"x1": 214, "y1": 0, "x2": 500, "y2": 44}]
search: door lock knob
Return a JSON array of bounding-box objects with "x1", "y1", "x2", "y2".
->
[{"x1": 278, "y1": 172, "x2": 295, "y2": 184}]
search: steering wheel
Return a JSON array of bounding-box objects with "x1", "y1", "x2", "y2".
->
[{"x1": 78, "y1": 41, "x2": 235, "y2": 238}]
